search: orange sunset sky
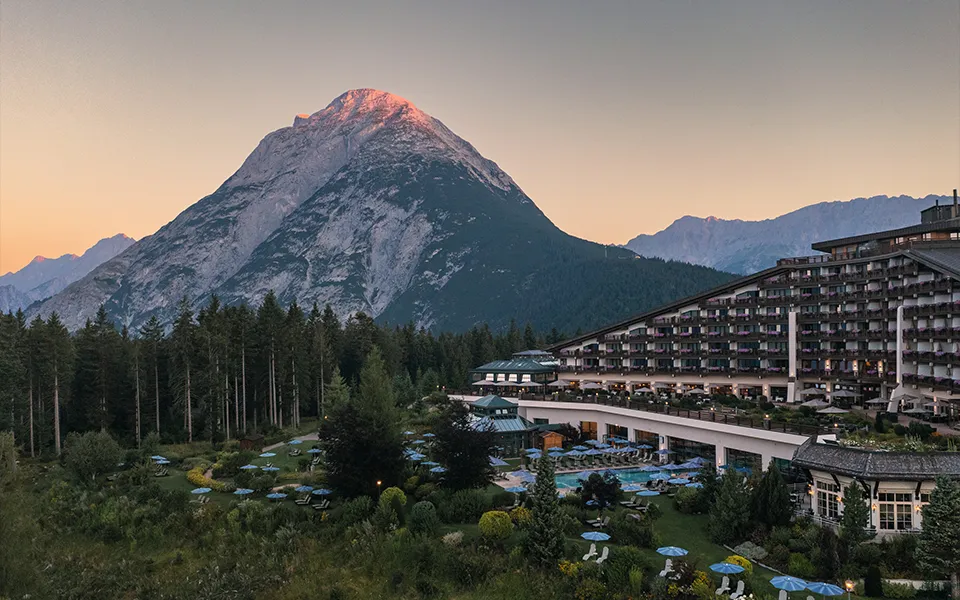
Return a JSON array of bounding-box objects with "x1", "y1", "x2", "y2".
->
[{"x1": 1, "y1": 0, "x2": 958, "y2": 274}]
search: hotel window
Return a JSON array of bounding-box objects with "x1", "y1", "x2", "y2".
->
[
  {"x1": 816, "y1": 481, "x2": 840, "y2": 520},
  {"x1": 878, "y1": 493, "x2": 914, "y2": 530}
]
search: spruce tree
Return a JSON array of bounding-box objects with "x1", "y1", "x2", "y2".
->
[
  {"x1": 839, "y1": 483, "x2": 874, "y2": 555},
  {"x1": 431, "y1": 400, "x2": 495, "y2": 491},
  {"x1": 709, "y1": 469, "x2": 751, "y2": 545},
  {"x1": 527, "y1": 455, "x2": 565, "y2": 568},
  {"x1": 917, "y1": 476, "x2": 960, "y2": 598},
  {"x1": 322, "y1": 366, "x2": 350, "y2": 415},
  {"x1": 750, "y1": 461, "x2": 792, "y2": 529}
]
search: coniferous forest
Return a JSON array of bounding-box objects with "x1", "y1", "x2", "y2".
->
[{"x1": 0, "y1": 292, "x2": 565, "y2": 456}]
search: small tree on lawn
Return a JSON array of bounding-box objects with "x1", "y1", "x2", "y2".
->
[
  {"x1": 709, "y1": 468, "x2": 751, "y2": 545},
  {"x1": 839, "y1": 483, "x2": 874, "y2": 557},
  {"x1": 694, "y1": 462, "x2": 720, "y2": 512},
  {"x1": 581, "y1": 471, "x2": 621, "y2": 511},
  {"x1": 319, "y1": 347, "x2": 405, "y2": 497},
  {"x1": 63, "y1": 430, "x2": 122, "y2": 483},
  {"x1": 527, "y1": 456, "x2": 565, "y2": 568},
  {"x1": 750, "y1": 461, "x2": 792, "y2": 530},
  {"x1": 918, "y1": 476, "x2": 960, "y2": 599},
  {"x1": 431, "y1": 400, "x2": 496, "y2": 491}
]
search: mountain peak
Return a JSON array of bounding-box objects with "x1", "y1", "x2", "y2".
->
[{"x1": 293, "y1": 88, "x2": 422, "y2": 127}]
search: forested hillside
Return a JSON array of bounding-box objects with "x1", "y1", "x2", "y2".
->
[{"x1": 0, "y1": 293, "x2": 562, "y2": 455}]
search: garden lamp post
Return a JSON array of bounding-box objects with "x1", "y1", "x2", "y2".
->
[
  {"x1": 376, "y1": 480, "x2": 382, "y2": 497},
  {"x1": 844, "y1": 579, "x2": 854, "y2": 600}
]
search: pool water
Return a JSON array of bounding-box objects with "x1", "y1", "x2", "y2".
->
[{"x1": 554, "y1": 468, "x2": 655, "y2": 490}]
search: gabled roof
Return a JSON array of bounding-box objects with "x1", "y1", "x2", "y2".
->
[
  {"x1": 792, "y1": 437, "x2": 960, "y2": 481},
  {"x1": 906, "y1": 246, "x2": 960, "y2": 280},
  {"x1": 472, "y1": 414, "x2": 533, "y2": 433},
  {"x1": 513, "y1": 349, "x2": 553, "y2": 357},
  {"x1": 471, "y1": 395, "x2": 517, "y2": 409},
  {"x1": 471, "y1": 358, "x2": 555, "y2": 373}
]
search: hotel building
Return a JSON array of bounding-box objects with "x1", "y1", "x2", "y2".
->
[{"x1": 548, "y1": 196, "x2": 960, "y2": 413}]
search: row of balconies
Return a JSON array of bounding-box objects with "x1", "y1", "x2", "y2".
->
[{"x1": 761, "y1": 264, "x2": 920, "y2": 285}]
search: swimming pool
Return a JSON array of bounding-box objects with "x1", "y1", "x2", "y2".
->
[{"x1": 554, "y1": 468, "x2": 655, "y2": 490}]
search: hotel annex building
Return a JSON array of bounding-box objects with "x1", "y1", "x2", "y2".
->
[{"x1": 549, "y1": 197, "x2": 960, "y2": 413}]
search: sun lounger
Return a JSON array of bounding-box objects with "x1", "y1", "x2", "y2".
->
[
  {"x1": 295, "y1": 494, "x2": 311, "y2": 505},
  {"x1": 730, "y1": 581, "x2": 745, "y2": 600},
  {"x1": 715, "y1": 576, "x2": 730, "y2": 595},
  {"x1": 582, "y1": 543, "x2": 598, "y2": 561},
  {"x1": 595, "y1": 546, "x2": 609, "y2": 565},
  {"x1": 590, "y1": 516, "x2": 609, "y2": 529},
  {"x1": 658, "y1": 559, "x2": 674, "y2": 577}
]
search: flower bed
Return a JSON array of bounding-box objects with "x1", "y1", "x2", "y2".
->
[{"x1": 187, "y1": 466, "x2": 228, "y2": 492}]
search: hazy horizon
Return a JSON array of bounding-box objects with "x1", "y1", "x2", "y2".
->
[{"x1": 2, "y1": 0, "x2": 958, "y2": 273}]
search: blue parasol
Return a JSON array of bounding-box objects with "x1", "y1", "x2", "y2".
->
[
  {"x1": 657, "y1": 546, "x2": 688, "y2": 557},
  {"x1": 489, "y1": 456, "x2": 508, "y2": 467},
  {"x1": 265, "y1": 492, "x2": 287, "y2": 500},
  {"x1": 261, "y1": 466, "x2": 280, "y2": 472},
  {"x1": 259, "y1": 452, "x2": 276, "y2": 458},
  {"x1": 581, "y1": 531, "x2": 611, "y2": 541},
  {"x1": 234, "y1": 488, "x2": 254, "y2": 495},
  {"x1": 685, "y1": 482, "x2": 704, "y2": 488},
  {"x1": 240, "y1": 464, "x2": 259, "y2": 470},
  {"x1": 770, "y1": 576, "x2": 809, "y2": 592},
  {"x1": 311, "y1": 488, "x2": 332, "y2": 495},
  {"x1": 805, "y1": 582, "x2": 844, "y2": 596},
  {"x1": 429, "y1": 466, "x2": 447, "y2": 473},
  {"x1": 710, "y1": 562, "x2": 745, "y2": 574},
  {"x1": 505, "y1": 486, "x2": 527, "y2": 493},
  {"x1": 307, "y1": 448, "x2": 322, "y2": 454},
  {"x1": 422, "y1": 433, "x2": 436, "y2": 438},
  {"x1": 636, "y1": 490, "x2": 660, "y2": 496},
  {"x1": 667, "y1": 478, "x2": 690, "y2": 485},
  {"x1": 288, "y1": 439, "x2": 303, "y2": 445},
  {"x1": 295, "y1": 485, "x2": 314, "y2": 493},
  {"x1": 191, "y1": 487, "x2": 211, "y2": 494}
]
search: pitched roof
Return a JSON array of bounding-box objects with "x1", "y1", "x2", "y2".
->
[
  {"x1": 906, "y1": 246, "x2": 960, "y2": 279},
  {"x1": 471, "y1": 358, "x2": 555, "y2": 374},
  {"x1": 471, "y1": 395, "x2": 517, "y2": 409},
  {"x1": 792, "y1": 437, "x2": 960, "y2": 481},
  {"x1": 513, "y1": 349, "x2": 552, "y2": 357},
  {"x1": 472, "y1": 414, "x2": 533, "y2": 433}
]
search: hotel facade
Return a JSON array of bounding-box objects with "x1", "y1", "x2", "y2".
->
[{"x1": 548, "y1": 198, "x2": 960, "y2": 413}]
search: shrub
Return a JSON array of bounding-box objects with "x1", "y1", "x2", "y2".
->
[
  {"x1": 574, "y1": 578, "x2": 607, "y2": 600},
  {"x1": 607, "y1": 512, "x2": 656, "y2": 548},
  {"x1": 186, "y1": 467, "x2": 227, "y2": 492},
  {"x1": 409, "y1": 501, "x2": 440, "y2": 536},
  {"x1": 414, "y1": 483, "x2": 437, "y2": 501},
  {"x1": 378, "y1": 486, "x2": 407, "y2": 511},
  {"x1": 478, "y1": 510, "x2": 513, "y2": 541},
  {"x1": 508, "y1": 506, "x2": 532, "y2": 529},
  {"x1": 63, "y1": 431, "x2": 123, "y2": 482},
  {"x1": 731, "y1": 541, "x2": 768, "y2": 562},
  {"x1": 864, "y1": 564, "x2": 883, "y2": 597},
  {"x1": 787, "y1": 553, "x2": 816, "y2": 579},
  {"x1": 404, "y1": 476, "x2": 420, "y2": 493},
  {"x1": 881, "y1": 582, "x2": 918, "y2": 599},
  {"x1": 438, "y1": 489, "x2": 489, "y2": 523},
  {"x1": 673, "y1": 486, "x2": 702, "y2": 514},
  {"x1": 335, "y1": 496, "x2": 375, "y2": 527},
  {"x1": 768, "y1": 526, "x2": 793, "y2": 548},
  {"x1": 441, "y1": 531, "x2": 463, "y2": 547},
  {"x1": 603, "y1": 545, "x2": 648, "y2": 593},
  {"x1": 724, "y1": 555, "x2": 753, "y2": 577},
  {"x1": 491, "y1": 490, "x2": 515, "y2": 508},
  {"x1": 851, "y1": 543, "x2": 882, "y2": 574},
  {"x1": 765, "y1": 544, "x2": 790, "y2": 571}
]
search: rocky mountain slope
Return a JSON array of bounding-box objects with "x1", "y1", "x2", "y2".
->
[
  {"x1": 624, "y1": 195, "x2": 948, "y2": 274},
  {"x1": 0, "y1": 234, "x2": 134, "y2": 313},
  {"x1": 32, "y1": 89, "x2": 733, "y2": 332}
]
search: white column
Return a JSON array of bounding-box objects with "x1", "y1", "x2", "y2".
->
[
  {"x1": 787, "y1": 310, "x2": 798, "y2": 404},
  {"x1": 896, "y1": 305, "x2": 904, "y2": 385},
  {"x1": 658, "y1": 434, "x2": 669, "y2": 464},
  {"x1": 715, "y1": 444, "x2": 727, "y2": 469}
]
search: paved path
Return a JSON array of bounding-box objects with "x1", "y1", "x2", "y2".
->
[{"x1": 263, "y1": 432, "x2": 319, "y2": 452}]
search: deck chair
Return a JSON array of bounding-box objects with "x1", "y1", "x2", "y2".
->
[
  {"x1": 595, "y1": 546, "x2": 610, "y2": 565},
  {"x1": 591, "y1": 516, "x2": 610, "y2": 529},
  {"x1": 295, "y1": 494, "x2": 311, "y2": 505},
  {"x1": 729, "y1": 581, "x2": 746, "y2": 599},
  {"x1": 715, "y1": 576, "x2": 730, "y2": 596},
  {"x1": 619, "y1": 496, "x2": 639, "y2": 507},
  {"x1": 582, "y1": 543, "x2": 598, "y2": 561},
  {"x1": 776, "y1": 590, "x2": 787, "y2": 600},
  {"x1": 658, "y1": 559, "x2": 674, "y2": 577}
]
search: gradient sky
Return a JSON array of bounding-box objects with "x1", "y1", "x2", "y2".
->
[{"x1": 2, "y1": 0, "x2": 958, "y2": 273}]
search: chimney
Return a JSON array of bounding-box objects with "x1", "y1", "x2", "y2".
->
[{"x1": 954, "y1": 189, "x2": 959, "y2": 218}]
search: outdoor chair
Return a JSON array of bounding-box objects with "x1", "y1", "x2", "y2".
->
[
  {"x1": 595, "y1": 546, "x2": 609, "y2": 565},
  {"x1": 582, "y1": 543, "x2": 598, "y2": 561},
  {"x1": 730, "y1": 581, "x2": 745, "y2": 600},
  {"x1": 619, "y1": 497, "x2": 639, "y2": 507},
  {"x1": 590, "y1": 516, "x2": 610, "y2": 529},
  {"x1": 289, "y1": 449, "x2": 302, "y2": 457},
  {"x1": 715, "y1": 576, "x2": 730, "y2": 595},
  {"x1": 295, "y1": 494, "x2": 311, "y2": 505},
  {"x1": 658, "y1": 559, "x2": 674, "y2": 577},
  {"x1": 776, "y1": 592, "x2": 788, "y2": 600}
]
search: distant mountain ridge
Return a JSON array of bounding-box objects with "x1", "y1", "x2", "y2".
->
[
  {"x1": 624, "y1": 195, "x2": 949, "y2": 274},
  {"x1": 0, "y1": 234, "x2": 135, "y2": 313},
  {"x1": 30, "y1": 89, "x2": 733, "y2": 332}
]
